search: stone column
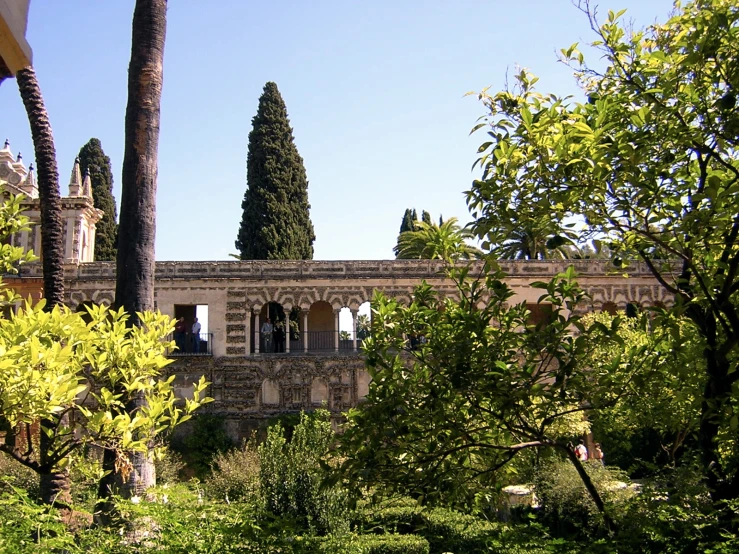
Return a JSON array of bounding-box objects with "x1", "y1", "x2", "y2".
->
[
  {"x1": 351, "y1": 309, "x2": 358, "y2": 353},
  {"x1": 245, "y1": 314, "x2": 251, "y2": 357},
  {"x1": 302, "y1": 310, "x2": 309, "y2": 353},
  {"x1": 285, "y1": 311, "x2": 291, "y2": 354},
  {"x1": 334, "y1": 309, "x2": 340, "y2": 353},
  {"x1": 254, "y1": 312, "x2": 260, "y2": 355}
]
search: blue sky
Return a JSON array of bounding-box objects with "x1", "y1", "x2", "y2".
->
[{"x1": 1, "y1": 0, "x2": 675, "y2": 261}]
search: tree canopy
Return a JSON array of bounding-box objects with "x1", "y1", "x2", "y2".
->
[
  {"x1": 467, "y1": 0, "x2": 739, "y2": 504},
  {"x1": 78, "y1": 138, "x2": 118, "y2": 261},
  {"x1": 235, "y1": 82, "x2": 315, "y2": 260},
  {"x1": 393, "y1": 217, "x2": 479, "y2": 261}
]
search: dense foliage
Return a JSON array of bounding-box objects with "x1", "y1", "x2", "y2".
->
[
  {"x1": 78, "y1": 138, "x2": 118, "y2": 261},
  {"x1": 468, "y1": 0, "x2": 739, "y2": 505},
  {"x1": 235, "y1": 81, "x2": 316, "y2": 260}
]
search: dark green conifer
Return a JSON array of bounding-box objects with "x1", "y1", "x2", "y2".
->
[
  {"x1": 399, "y1": 209, "x2": 416, "y2": 234},
  {"x1": 78, "y1": 138, "x2": 118, "y2": 261},
  {"x1": 235, "y1": 82, "x2": 315, "y2": 259},
  {"x1": 421, "y1": 210, "x2": 432, "y2": 226},
  {"x1": 395, "y1": 208, "x2": 419, "y2": 259}
]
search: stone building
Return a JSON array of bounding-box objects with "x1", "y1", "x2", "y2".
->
[{"x1": 0, "y1": 141, "x2": 672, "y2": 440}]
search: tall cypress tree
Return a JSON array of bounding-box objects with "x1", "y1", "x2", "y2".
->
[
  {"x1": 399, "y1": 208, "x2": 415, "y2": 234},
  {"x1": 78, "y1": 138, "x2": 118, "y2": 261},
  {"x1": 235, "y1": 82, "x2": 315, "y2": 260},
  {"x1": 395, "y1": 208, "x2": 418, "y2": 259}
]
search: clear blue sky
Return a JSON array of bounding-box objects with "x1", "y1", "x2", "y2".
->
[{"x1": 1, "y1": 0, "x2": 675, "y2": 261}]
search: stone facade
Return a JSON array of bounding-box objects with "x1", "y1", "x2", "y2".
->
[
  {"x1": 11, "y1": 257, "x2": 670, "y2": 441},
  {"x1": 0, "y1": 141, "x2": 104, "y2": 267}
]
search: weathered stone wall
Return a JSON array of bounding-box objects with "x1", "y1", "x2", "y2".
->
[
  {"x1": 166, "y1": 354, "x2": 368, "y2": 441},
  {"x1": 13, "y1": 259, "x2": 675, "y2": 439}
]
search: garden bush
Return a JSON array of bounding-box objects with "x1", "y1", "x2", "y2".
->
[
  {"x1": 154, "y1": 446, "x2": 186, "y2": 485},
  {"x1": 259, "y1": 409, "x2": 349, "y2": 535},
  {"x1": 0, "y1": 452, "x2": 39, "y2": 500},
  {"x1": 534, "y1": 458, "x2": 634, "y2": 537},
  {"x1": 205, "y1": 439, "x2": 260, "y2": 502},
  {"x1": 0, "y1": 484, "x2": 78, "y2": 553},
  {"x1": 419, "y1": 507, "x2": 499, "y2": 553},
  {"x1": 354, "y1": 496, "x2": 423, "y2": 535},
  {"x1": 174, "y1": 413, "x2": 234, "y2": 478},
  {"x1": 313, "y1": 533, "x2": 430, "y2": 554}
]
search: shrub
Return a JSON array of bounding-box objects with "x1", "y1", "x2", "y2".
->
[
  {"x1": 355, "y1": 496, "x2": 423, "y2": 535},
  {"x1": 0, "y1": 484, "x2": 78, "y2": 553},
  {"x1": 154, "y1": 447, "x2": 186, "y2": 485},
  {"x1": 534, "y1": 458, "x2": 634, "y2": 537},
  {"x1": 613, "y1": 463, "x2": 739, "y2": 553},
  {"x1": 0, "y1": 452, "x2": 39, "y2": 500},
  {"x1": 259, "y1": 409, "x2": 349, "y2": 535},
  {"x1": 419, "y1": 507, "x2": 499, "y2": 553},
  {"x1": 174, "y1": 414, "x2": 234, "y2": 478},
  {"x1": 313, "y1": 533, "x2": 430, "y2": 554},
  {"x1": 205, "y1": 440, "x2": 260, "y2": 502}
]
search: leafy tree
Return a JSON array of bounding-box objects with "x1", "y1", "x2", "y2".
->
[
  {"x1": 467, "y1": 0, "x2": 739, "y2": 504},
  {"x1": 582, "y1": 311, "x2": 705, "y2": 469},
  {"x1": 109, "y1": 0, "x2": 168, "y2": 499},
  {"x1": 78, "y1": 138, "x2": 118, "y2": 261},
  {"x1": 340, "y1": 263, "x2": 661, "y2": 531},
  {"x1": 0, "y1": 196, "x2": 210, "y2": 506},
  {"x1": 235, "y1": 82, "x2": 316, "y2": 260},
  {"x1": 393, "y1": 217, "x2": 479, "y2": 261}
]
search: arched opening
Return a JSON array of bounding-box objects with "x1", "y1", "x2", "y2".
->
[
  {"x1": 357, "y1": 301, "x2": 372, "y2": 347},
  {"x1": 339, "y1": 306, "x2": 352, "y2": 351},
  {"x1": 258, "y1": 301, "x2": 285, "y2": 353},
  {"x1": 308, "y1": 300, "x2": 333, "y2": 352}
]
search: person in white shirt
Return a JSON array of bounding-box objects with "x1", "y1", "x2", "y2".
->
[
  {"x1": 261, "y1": 317, "x2": 274, "y2": 353},
  {"x1": 192, "y1": 317, "x2": 202, "y2": 353}
]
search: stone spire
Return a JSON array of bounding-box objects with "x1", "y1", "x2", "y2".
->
[
  {"x1": 12, "y1": 151, "x2": 27, "y2": 179},
  {"x1": 82, "y1": 166, "x2": 92, "y2": 198},
  {"x1": 20, "y1": 162, "x2": 38, "y2": 198},
  {"x1": 69, "y1": 156, "x2": 82, "y2": 196},
  {"x1": 0, "y1": 139, "x2": 13, "y2": 164}
]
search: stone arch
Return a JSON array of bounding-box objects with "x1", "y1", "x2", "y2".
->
[
  {"x1": 257, "y1": 301, "x2": 286, "y2": 353},
  {"x1": 308, "y1": 300, "x2": 334, "y2": 351}
]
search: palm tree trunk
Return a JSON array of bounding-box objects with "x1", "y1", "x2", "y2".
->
[
  {"x1": 15, "y1": 67, "x2": 65, "y2": 309},
  {"x1": 16, "y1": 67, "x2": 70, "y2": 507},
  {"x1": 109, "y1": 0, "x2": 167, "y2": 499}
]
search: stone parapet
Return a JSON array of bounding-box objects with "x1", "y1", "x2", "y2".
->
[{"x1": 16, "y1": 259, "x2": 672, "y2": 281}]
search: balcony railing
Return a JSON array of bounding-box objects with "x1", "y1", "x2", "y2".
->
[
  {"x1": 259, "y1": 331, "x2": 365, "y2": 354},
  {"x1": 167, "y1": 332, "x2": 213, "y2": 356}
]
